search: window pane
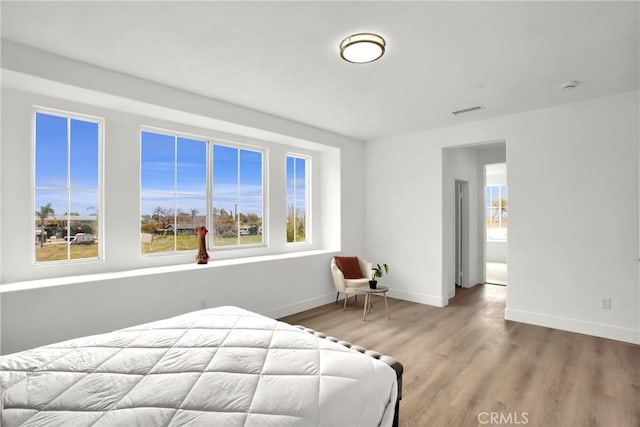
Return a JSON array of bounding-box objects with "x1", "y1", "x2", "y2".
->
[
  {"x1": 140, "y1": 195, "x2": 175, "y2": 254},
  {"x1": 286, "y1": 155, "x2": 307, "y2": 244},
  {"x1": 295, "y1": 157, "x2": 306, "y2": 200},
  {"x1": 35, "y1": 189, "x2": 68, "y2": 262},
  {"x1": 70, "y1": 119, "x2": 99, "y2": 189},
  {"x1": 213, "y1": 196, "x2": 238, "y2": 246},
  {"x1": 239, "y1": 149, "x2": 262, "y2": 197},
  {"x1": 176, "y1": 196, "x2": 207, "y2": 251},
  {"x1": 35, "y1": 113, "x2": 67, "y2": 188},
  {"x1": 212, "y1": 146, "x2": 264, "y2": 248},
  {"x1": 488, "y1": 207, "x2": 499, "y2": 228},
  {"x1": 35, "y1": 111, "x2": 102, "y2": 263},
  {"x1": 286, "y1": 156, "x2": 295, "y2": 200},
  {"x1": 294, "y1": 204, "x2": 306, "y2": 243},
  {"x1": 177, "y1": 137, "x2": 207, "y2": 194},
  {"x1": 69, "y1": 191, "x2": 99, "y2": 260},
  {"x1": 490, "y1": 186, "x2": 499, "y2": 200},
  {"x1": 213, "y1": 145, "x2": 238, "y2": 198},
  {"x1": 239, "y1": 198, "x2": 262, "y2": 245},
  {"x1": 286, "y1": 203, "x2": 295, "y2": 243},
  {"x1": 141, "y1": 131, "x2": 175, "y2": 192}
]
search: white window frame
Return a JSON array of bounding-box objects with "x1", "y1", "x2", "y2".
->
[
  {"x1": 286, "y1": 153, "x2": 311, "y2": 245},
  {"x1": 139, "y1": 128, "x2": 210, "y2": 256},
  {"x1": 32, "y1": 107, "x2": 104, "y2": 264},
  {"x1": 140, "y1": 128, "x2": 267, "y2": 255},
  {"x1": 211, "y1": 141, "x2": 267, "y2": 251}
]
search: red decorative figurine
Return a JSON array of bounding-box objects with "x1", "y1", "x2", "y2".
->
[{"x1": 196, "y1": 226, "x2": 209, "y2": 264}]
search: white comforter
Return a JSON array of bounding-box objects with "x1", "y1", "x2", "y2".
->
[{"x1": 0, "y1": 306, "x2": 397, "y2": 426}]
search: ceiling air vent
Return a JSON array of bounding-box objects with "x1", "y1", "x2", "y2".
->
[{"x1": 452, "y1": 105, "x2": 484, "y2": 115}]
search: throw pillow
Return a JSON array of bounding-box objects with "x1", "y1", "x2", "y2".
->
[{"x1": 335, "y1": 256, "x2": 364, "y2": 279}]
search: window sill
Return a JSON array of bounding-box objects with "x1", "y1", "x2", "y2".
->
[{"x1": 0, "y1": 249, "x2": 336, "y2": 294}]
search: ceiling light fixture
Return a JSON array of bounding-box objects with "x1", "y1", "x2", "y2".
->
[{"x1": 340, "y1": 33, "x2": 386, "y2": 63}]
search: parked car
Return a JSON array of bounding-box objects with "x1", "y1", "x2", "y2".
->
[{"x1": 71, "y1": 233, "x2": 96, "y2": 245}]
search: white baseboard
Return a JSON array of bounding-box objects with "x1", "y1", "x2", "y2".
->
[
  {"x1": 387, "y1": 288, "x2": 448, "y2": 307},
  {"x1": 505, "y1": 307, "x2": 640, "y2": 345},
  {"x1": 264, "y1": 287, "x2": 450, "y2": 320},
  {"x1": 261, "y1": 293, "x2": 336, "y2": 320}
]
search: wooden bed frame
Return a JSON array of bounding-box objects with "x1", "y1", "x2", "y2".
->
[{"x1": 294, "y1": 325, "x2": 404, "y2": 427}]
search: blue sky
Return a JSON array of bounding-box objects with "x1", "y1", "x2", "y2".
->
[
  {"x1": 140, "y1": 131, "x2": 264, "y2": 219},
  {"x1": 35, "y1": 115, "x2": 301, "y2": 226},
  {"x1": 35, "y1": 112, "x2": 98, "y2": 217},
  {"x1": 286, "y1": 155, "x2": 306, "y2": 217}
]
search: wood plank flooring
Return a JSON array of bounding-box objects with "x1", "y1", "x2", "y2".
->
[{"x1": 280, "y1": 285, "x2": 640, "y2": 427}]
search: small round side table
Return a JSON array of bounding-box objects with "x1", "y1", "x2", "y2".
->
[{"x1": 363, "y1": 285, "x2": 390, "y2": 321}]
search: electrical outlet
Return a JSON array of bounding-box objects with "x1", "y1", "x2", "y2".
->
[{"x1": 600, "y1": 297, "x2": 611, "y2": 310}]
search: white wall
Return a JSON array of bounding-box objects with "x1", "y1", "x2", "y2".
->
[
  {"x1": 0, "y1": 43, "x2": 366, "y2": 354},
  {"x1": 366, "y1": 91, "x2": 640, "y2": 344},
  {"x1": 486, "y1": 242, "x2": 507, "y2": 263}
]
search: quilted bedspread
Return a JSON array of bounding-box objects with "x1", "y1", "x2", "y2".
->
[{"x1": 0, "y1": 306, "x2": 397, "y2": 426}]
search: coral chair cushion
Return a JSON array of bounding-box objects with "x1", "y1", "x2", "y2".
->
[{"x1": 334, "y1": 256, "x2": 365, "y2": 279}]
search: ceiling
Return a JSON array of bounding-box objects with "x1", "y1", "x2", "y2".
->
[{"x1": 2, "y1": 1, "x2": 638, "y2": 141}]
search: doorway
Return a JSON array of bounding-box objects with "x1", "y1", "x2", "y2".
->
[
  {"x1": 455, "y1": 180, "x2": 469, "y2": 288},
  {"x1": 484, "y1": 163, "x2": 508, "y2": 285}
]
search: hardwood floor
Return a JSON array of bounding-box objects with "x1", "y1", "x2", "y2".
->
[{"x1": 280, "y1": 285, "x2": 640, "y2": 427}]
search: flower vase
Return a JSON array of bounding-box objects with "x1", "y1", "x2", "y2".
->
[{"x1": 196, "y1": 227, "x2": 210, "y2": 264}]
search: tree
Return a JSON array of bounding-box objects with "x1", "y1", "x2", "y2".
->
[
  {"x1": 152, "y1": 207, "x2": 173, "y2": 228},
  {"x1": 213, "y1": 208, "x2": 236, "y2": 237},
  {"x1": 35, "y1": 203, "x2": 54, "y2": 248},
  {"x1": 141, "y1": 222, "x2": 159, "y2": 234},
  {"x1": 286, "y1": 206, "x2": 305, "y2": 243},
  {"x1": 71, "y1": 223, "x2": 94, "y2": 236}
]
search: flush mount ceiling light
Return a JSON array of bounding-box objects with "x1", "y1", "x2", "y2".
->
[{"x1": 340, "y1": 33, "x2": 386, "y2": 63}]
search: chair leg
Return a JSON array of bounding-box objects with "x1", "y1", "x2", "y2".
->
[
  {"x1": 343, "y1": 294, "x2": 348, "y2": 310},
  {"x1": 335, "y1": 292, "x2": 340, "y2": 304},
  {"x1": 363, "y1": 294, "x2": 370, "y2": 321},
  {"x1": 384, "y1": 293, "x2": 390, "y2": 319},
  {"x1": 355, "y1": 295, "x2": 358, "y2": 304}
]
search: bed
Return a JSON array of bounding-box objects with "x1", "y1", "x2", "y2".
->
[{"x1": 0, "y1": 306, "x2": 403, "y2": 426}]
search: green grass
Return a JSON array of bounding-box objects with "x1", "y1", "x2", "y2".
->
[
  {"x1": 35, "y1": 234, "x2": 264, "y2": 260},
  {"x1": 35, "y1": 243, "x2": 98, "y2": 262},
  {"x1": 142, "y1": 234, "x2": 263, "y2": 254}
]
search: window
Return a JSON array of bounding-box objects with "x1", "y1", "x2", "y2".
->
[
  {"x1": 34, "y1": 111, "x2": 101, "y2": 262},
  {"x1": 486, "y1": 185, "x2": 508, "y2": 241},
  {"x1": 286, "y1": 155, "x2": 308, "y2": 243},
  {"x1": 212, "y1": 145, "x2": 264, "y2": 247},
  {"x1": 140, "y1": 131, "x2": 207, "y2": 254},
  {"x1": 140, "y1": 131, "x2": 264, "y2": 254}
]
